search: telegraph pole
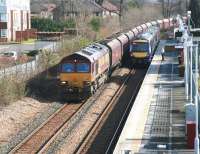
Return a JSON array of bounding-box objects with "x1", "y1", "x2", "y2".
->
[
  {"x1": 61, "y1": 0, "x2": 65, "y2": 20},
  {"x1": 119, "y1": 0, "x2": 123, "y2": 31}
]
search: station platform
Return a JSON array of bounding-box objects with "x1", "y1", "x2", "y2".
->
[{"x1": 113, "y1": 40, "x2": 195, "y2": 154}]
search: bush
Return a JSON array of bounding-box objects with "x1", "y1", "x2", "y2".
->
[
  {"x1": 31, "y1": 18, "x2": 76, "y2": 32},
  {"x1": 127, "y1": 0, "x2": 140, "y2": 8},
  {"x1": 0, "y1": 77, "x2": 26, "y2": 105},
  {"x1": 59, "y1": 36, "x2": 93, "y2": 57},
  {"x1": 60, "y1": 18, "x2": 76, "y2": 29},
  {"x1": 89, "y1": 17, "x2": 101, "y2": 32}
]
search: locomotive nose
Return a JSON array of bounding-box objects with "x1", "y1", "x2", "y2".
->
[{"x1": 73, "y1": 77, "x2": 78, "y2": 82}]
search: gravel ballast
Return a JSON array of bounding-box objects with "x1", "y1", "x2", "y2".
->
[
  {"x1": 0, "y1": 98, "x2": 63, "y2": 154},
  {"x1": 44, "y1": 68, "x2": 130, "y2": 154}
]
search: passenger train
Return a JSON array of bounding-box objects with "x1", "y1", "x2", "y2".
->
[
  {"x1": 129, "y1": 26, "x2": 160, "y2": 65},
  {"x1": 59, "y1": 17, "x2": 183, "y2": 100}
]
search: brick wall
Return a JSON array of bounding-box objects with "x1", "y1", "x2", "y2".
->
[{"x1": 0, "y1": 38, "x2": 7, "y2": 43}]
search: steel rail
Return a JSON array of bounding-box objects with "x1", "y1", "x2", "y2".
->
[
  {"x1": 74, "y1": 69, "x2": 136, "y2": 154},
  {"x1": 9, "y1": 102, "x2": 84, "y2": 154}
]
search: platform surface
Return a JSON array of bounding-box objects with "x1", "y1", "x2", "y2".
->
[{"x1": 113, "y1": 40, "x2": 194, "y2": 154}]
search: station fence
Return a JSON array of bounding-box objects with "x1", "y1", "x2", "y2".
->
[{"x1": 0, "y1": 55, "x2": 43, "y2": 80}]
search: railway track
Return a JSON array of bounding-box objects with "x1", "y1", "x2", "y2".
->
[
  {"x1": 77, "y1": 68, "x2": 148, "y2": 154},
  {"x1": 105, "y1": 75, "x2": 144, "y2": 153},
  {"x1": 9, "y1": 103, "x2": 84, "y2": 154},
  {"x1": 9, "y1": 68, "x2": 138, "y2": 154},
  {"x1": 74, "y1": 69, "x2": 138, "y2": 154}
]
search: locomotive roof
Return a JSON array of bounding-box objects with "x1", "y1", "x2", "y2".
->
[
  {"x1": 133, "y1": 40, "x2": 148, "y2": 43},
  {"x1": 134, "y1": 26, "x2": 159, "y2": 42},
  {"x1": 76, "y1": 43, "x2": 109, "y2": 62}
]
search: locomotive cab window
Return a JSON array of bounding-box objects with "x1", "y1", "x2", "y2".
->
[
  {"x1": 62, "y1": 63, "x2": 75, "y2": 72},
  {"x1": 131, "y1": 42, "x2": 149, "y2": 52},
  {"x1": 77, "y1": 63, "x2": 90, "y2": 73}
]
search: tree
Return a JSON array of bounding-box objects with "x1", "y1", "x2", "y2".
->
[
  {"x1": 189, "y1": 0, "x2": 200, "y2": 28},
  {"x1": 159, "y1": 0, "x2": 188, "y2": 17},
  {"x1": 89, "y1": 17, "x2": 101, "y2": 32}
]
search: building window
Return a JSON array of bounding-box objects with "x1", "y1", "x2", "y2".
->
[
  {"x1": 0, "y1": 13, "x2": 7, "y2": 22},
  {"x1": 0, "y1": 29, "x2": 7, "y2": 38},
  {"x1": 0, "y1": 0, "x2": 6, "y2": 5}
]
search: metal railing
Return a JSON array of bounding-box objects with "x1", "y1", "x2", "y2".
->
[{"x1": 182, "y1": 11, "x2": 200, "y2": 154}]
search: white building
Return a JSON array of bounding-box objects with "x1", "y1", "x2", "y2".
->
[{"x1": 0, "y1": 0, "x2": 31, "y2": 42}]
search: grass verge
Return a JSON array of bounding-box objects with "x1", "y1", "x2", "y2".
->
[{"x1": 0, "y1": 77, "x2": 26, "y2": 106}]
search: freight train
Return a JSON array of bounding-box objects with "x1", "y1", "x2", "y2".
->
[{"x1": 59, "y1": 17, "x2": 180, "y2": 100}]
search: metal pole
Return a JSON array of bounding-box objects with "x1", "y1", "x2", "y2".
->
[
  {"x1": 195, "y1": 45, "x2": 199, "y2": 154},
  {"x1": 188, "y1": 11, "x2": 191, "y2": 34},
  {"x1": 185, "y1": 43, "x2": 189, "y2": 100},
  {"x1": 190, "y1": 45, "x2": 193, "y2": 104}
]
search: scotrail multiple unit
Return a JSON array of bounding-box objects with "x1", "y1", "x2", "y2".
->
[{"x1": 129, "y1": 26, "x2": 160, "y2": 64}]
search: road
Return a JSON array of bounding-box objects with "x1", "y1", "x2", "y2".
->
[{"x1": 0, "y1": 41, "x2": 61, "y2": 53}]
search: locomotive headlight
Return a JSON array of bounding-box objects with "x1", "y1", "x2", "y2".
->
[
  {"x1": 84, "y1": 81, "x2": 91, "y2": 85},
  {"x1": 61, "y1": 81, "x2": 68, "y2": 85},
  {"x1": 130, "y1": 52, "x2": 134, "y2": 57}
]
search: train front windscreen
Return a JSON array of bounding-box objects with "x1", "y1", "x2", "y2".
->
[
  {"x1": 61, "y1": 63, "x2": 90, "y2": 73},
  {"x1": 130, "y1": 42, "x2": 149, "y2": 53}
]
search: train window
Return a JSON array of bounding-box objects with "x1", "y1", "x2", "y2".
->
[
  {"x1": 62, "y1": 63, "x2": 75, "y2": 72},
  {"x1": 77, "y1": 63, "x2": 90, "y2": 73},
  {"x1": 131, "y1": 42, "x2": 149, "y2": 52}
]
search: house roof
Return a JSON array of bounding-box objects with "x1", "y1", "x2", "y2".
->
[
  {"x1": 31, "y1": 3, "x2": 44, "y2": 14},
  {"x1": 102, "y1": 0, "x2": 119, "y2": 12},
  {"x1": 56, "y1": 0, "x2": 104, "y2": 14},
  {"x1": 31, "y1": 3, "x2": 56, "y2": 14},
  {"x1": 43, "y1": 3, "x2": 56, "y2": 12}
]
